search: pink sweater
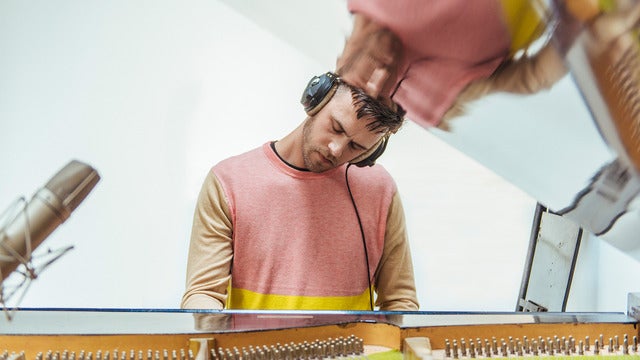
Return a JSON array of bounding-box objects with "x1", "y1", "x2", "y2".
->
[
  {"x1": 182, "y1": 143, "x2": 418, "y2": 310},
  {"x1": 348, "y1": 0, "x2": 511, "y2": 128}
]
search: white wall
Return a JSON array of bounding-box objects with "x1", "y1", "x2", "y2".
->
[{"x1": 0, "y1": 0, "x2": 637, "y2": 312}]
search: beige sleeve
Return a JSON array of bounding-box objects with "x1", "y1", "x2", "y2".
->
[
  {"x1": 440, "y1": 42, "x2": 568, "y2": 130},
  {"x1": 375, "y1": 191, "x2": 420, "y2": 311},
  {"x1": 180, "y1": 170, "x2": 233, "y2": 310},
  {"x1": 461, "y1": 43, "x2": 567, "y2": 99},
  {"x1": 482, "y1": 43, "x2": 568, "y2": 95}
]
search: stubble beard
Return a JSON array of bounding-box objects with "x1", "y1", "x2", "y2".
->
[{"x1": 302, "y1": 118, "x2": 336, "y2": 173}]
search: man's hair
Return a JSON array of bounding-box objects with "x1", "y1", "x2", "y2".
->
[{"x1": 341, "y1": 83, "x2": 406, "y2": 134}]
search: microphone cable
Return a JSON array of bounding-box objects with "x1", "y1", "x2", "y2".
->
[{"x1": 345, "y1": 163, "x2": 374, "y2": 311}]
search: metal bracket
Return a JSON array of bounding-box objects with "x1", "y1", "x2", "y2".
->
[
  {"x1": 517, "y1": 203, "x2": 582, "y2": 312},
  {"x1": 628, "y1": 292, "x2": 640, "y2": 321}
]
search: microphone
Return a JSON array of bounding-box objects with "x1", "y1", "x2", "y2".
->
[{"x1": 0, "y1": 160, "x2": 100, "y2": 283}]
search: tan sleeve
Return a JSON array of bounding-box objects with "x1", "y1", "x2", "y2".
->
[
  {"x1": 180, "y1": 170, "x2": 233, "y2": 310},
  {"x1": 468, "y1": 43, "x2": 566, "y2": 95},
  {"x1": 375, "y1": 191, "x2": 420, "y2": 311},
  {"x1": 483, "y1": 43, "x2": 568, "y2": 95},
  {"x1": 440, "y1": 42, "x2": 568, "y2": 130}
]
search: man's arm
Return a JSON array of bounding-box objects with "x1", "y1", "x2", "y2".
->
[
  {"x1": 374, "y1": 191, "x2": 419, "y2": 311},
  {"x1": 180, "y1": 170, "x2": 234, "y2": 309},
  {"x1": 335, "y1": 14, "x2": 403, "y2": 105},
  {"x1": 440, "y1": 41, "x2": 569, "y2": 128}
]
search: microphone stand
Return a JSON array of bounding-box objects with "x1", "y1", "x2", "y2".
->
[{"x1": 0, "y1": 197, "x2": 75, "y2": 321}]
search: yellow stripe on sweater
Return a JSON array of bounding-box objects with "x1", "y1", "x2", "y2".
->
[
  {"x1": 499, "y1": 0, "x2": 547, "y2": 56},
  {"x1": 227, "y1": 286, "x2": 375, "y2": 310}
]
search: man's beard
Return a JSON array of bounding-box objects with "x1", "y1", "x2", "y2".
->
[{"x1": 302, "y1": 119, "x2": 337, "y2": 173}]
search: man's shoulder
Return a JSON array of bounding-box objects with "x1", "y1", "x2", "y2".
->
[
  {"x1": 347, "y1": 163, "x2": 397, "y2": 187},
  {"x1": 349, "y1": 163, "x2": 393, "y2": 177},
  {"x1": 214, "y1": 144, "x2": 266, "y2": 169}
]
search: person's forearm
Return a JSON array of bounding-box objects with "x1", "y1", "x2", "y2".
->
[
  {"x1": 181, "y1": 171, "x2": 234, "y2": 310},
  {"x1": 181, "y1": 293, "x2": 224, "y2": 310},
  {"x1": 375, "y1": 192, "x2": 419, "y2": 311},
  {"x1": 336, "y1": 14, "x2": 403, "y2": 102},
  {"x1": 468, "y1": 43, "x2": 568, "y2": 97}
]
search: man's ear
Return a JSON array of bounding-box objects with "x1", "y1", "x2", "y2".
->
[{"x1": 350, "y1": 135, "x2": 389, "y2": 167}]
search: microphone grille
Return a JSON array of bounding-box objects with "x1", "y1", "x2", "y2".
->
[{"x1": 44, "y1": 160, "x2": 101, "y2": 213}]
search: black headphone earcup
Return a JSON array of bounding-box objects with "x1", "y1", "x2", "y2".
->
[
  {"x1": 300, "y1": 72, "x2": 339, "y2": 115},
  {"x1": 351, "y1": 136, "x2": 389, "y2": 167}
]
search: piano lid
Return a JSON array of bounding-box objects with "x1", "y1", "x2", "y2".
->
[
  {"x1": 0, "y1": 308, "x2": 635, "y2": 335},
  {"x1": 429, "y1": 0, "x2": 640, "y2": 241}
]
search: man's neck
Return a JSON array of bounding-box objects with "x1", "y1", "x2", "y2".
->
[
  {"x1": 272, "y1": 124, "x2": 305, "y2": 168},
  {"x1": 270, "y1": 141, "x2": 308, "y2": 171}
]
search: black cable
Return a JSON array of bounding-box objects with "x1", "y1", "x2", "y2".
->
[{"x1": 345, "y1": 163, "x2": 374, "y2": 311}]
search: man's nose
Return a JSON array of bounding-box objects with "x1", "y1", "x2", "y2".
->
[{"x1": 328, "y1": 139, "x2": 346, "y2": 158}]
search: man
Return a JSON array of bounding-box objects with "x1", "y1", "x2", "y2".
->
[
  {"x1": 181, "y1": 72, "x2": 419, "y2": 311},
  {"x1": 335, "y1": 0, "x2": 581, "y2": 131}
]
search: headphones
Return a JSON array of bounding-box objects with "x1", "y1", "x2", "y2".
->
[{"x1": 300, "y1": 72, "x2": 389, "y2": 168}]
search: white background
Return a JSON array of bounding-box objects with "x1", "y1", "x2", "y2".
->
[{"x1": 1, "y1": 0, "x2": 639, "y2": 312}]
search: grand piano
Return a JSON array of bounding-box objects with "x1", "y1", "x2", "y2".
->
[
  {"x1": 1, "y1": 303, "x2": 639, "y2": 359},
  {"x1": 2, "y1": 1, "x2": 640, "y2": 359}
]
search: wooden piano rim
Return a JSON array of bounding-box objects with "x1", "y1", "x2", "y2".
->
[{"x1": 1, "y1": 311, "x2": 638, "y2": 356}]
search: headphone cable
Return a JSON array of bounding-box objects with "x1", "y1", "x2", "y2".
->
[{"x1": 345, "y1": 163, "x2": 374, "y2": 311}]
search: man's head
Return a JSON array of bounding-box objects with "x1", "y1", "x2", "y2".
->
[{"x1": 300, "y1": 73, "x2": 405, "y2": 173}]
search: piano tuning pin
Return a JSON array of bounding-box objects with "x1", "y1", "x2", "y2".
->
[
  {"x1": 531, "y1": 340, "x2": 537, "y2": 356},
  {"x1": 557, "y1": 336, "x2": 562, "y2": 352},
  {"x1": 579, "y1": 340, "x2": 584, "y2": 356},
  {"x1": 624, "y1": 336, "x2": 630, "y2": 355},
  {"x1": 453, "y1": 339, "x2": 459, "y2": 359},
  {"x1": 570, "y1": 336, "x2": 576, "y2": 353},
  {"x1": 609, "y1": 337, "x2": 614, "y2": 353},
  {"x1": 585, "y1": 335, "x2": 590, "y2": 351}
]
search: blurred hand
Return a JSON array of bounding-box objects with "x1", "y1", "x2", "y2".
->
[
  {"x1": 586, "y1": 0, "x2": 640, "y2": 60},
  {"x1": 336, "y1": 14, "x2": 404, "y2": 106}
]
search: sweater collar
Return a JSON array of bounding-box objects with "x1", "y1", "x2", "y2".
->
[{"x1": 263, "y1": 142, "x2": 344, "y2": 178}]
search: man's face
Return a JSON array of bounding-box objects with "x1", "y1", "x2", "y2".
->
[{"x1": 302, "y1": 88, "x2": 384, "y2": 173}]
